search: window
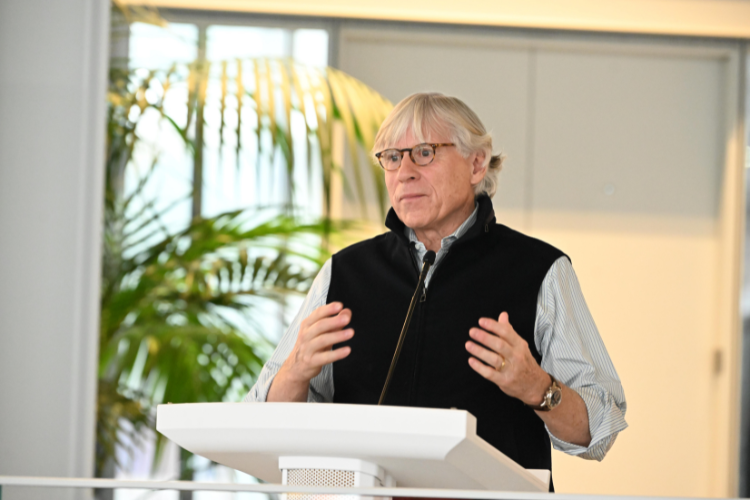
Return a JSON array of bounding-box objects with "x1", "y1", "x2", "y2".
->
[{"x1": 111, "y1": 14, "x2": 332, "y2": 497}]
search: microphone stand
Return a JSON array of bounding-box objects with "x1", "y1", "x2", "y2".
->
[{"x1": 378, "y1": 250, "x2": 436, "y2": 405}]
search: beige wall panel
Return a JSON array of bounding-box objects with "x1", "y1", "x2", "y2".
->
[
  {"x1": 530, "y1": 50, "x2": 729, "y2": 496},
  {"x1": 539, "y1": 222, "x2": 717, "y2": 496},
  {"x1": 531, "y1": 51, "x2": 723, "y2": 219},
  {"x1": 339, "y1": 29, "x2": 532, "y2": 230},
  {"x1": 338, "y1": 24, "x2": 741, "y2": 498}
]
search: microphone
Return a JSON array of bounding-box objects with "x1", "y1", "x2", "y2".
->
[{"x1": 378, "y1": 250, "x2": 437, "y2": 405}]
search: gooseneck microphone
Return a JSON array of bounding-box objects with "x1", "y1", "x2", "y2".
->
[{"x1": 378, "y1": 250, "x2": 437, "y2": 405}]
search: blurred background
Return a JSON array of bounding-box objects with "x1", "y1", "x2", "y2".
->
[{"x1": 0, "y1": 1, "x2": 749, "y2": 499}]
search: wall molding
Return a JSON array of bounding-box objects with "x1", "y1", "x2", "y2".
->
[{"x1": 122, "y1": 0, "x2": 750, "y2": 39}]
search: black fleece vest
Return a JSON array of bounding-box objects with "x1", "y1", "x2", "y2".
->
[{"x1": 328, "y1": 195, "x2": 566, "y2": 473}]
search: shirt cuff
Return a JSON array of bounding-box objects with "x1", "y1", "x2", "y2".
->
[
  {"x1": 244, "y1": 370, "x2": 329, "y2": 403},
  {"x1": 307, "y1": 383, "x2": 327, "y2": 403},
  {"x1": 547, "y1": 385, "x2": 629, "y2": 461},
  {"x1": 548, "y1": 431, "x2": 618, "y2": 461},
  {"x1": 243, "y1": 371, "x2": 275, "y2": 402}
]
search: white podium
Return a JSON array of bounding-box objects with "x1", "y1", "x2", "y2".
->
[{"x1": 156, "y1": 402, "x2": 549, "y2": 493}]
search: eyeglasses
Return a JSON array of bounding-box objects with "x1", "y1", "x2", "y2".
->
[{"x1": 375, "y1": 143, "x2": 455, "y2": 171}]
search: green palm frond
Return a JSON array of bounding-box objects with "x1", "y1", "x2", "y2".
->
[{"x1": 108, "y1": 57, "x2": 393, "y2": 219}]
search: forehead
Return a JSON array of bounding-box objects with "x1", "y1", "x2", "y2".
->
[{"x1": 392, "y1": 126, "x2": 449, "y2": 148}]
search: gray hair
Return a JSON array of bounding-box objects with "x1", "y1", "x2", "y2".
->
[{"x1": 373, "y1": 92, "x2": 503, "y2": 198}]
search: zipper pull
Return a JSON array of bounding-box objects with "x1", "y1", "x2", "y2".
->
[{"x1": 420, "y1": 288, "x2": 427, "y2": 302}]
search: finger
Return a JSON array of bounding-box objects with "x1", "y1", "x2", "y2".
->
[
  {"x1": 302, "y1": 308, "x2": 352, "y2": 340},
  {"x1": 478, "y1": 313, "x2": 521, "y2": 347},
  {"x1": 308, "y1": 328, "x2": 354, "y2": 353},
  {"x1": 465, "y1": 340, "x2": 506, "y2": 370},
  {"x1": 312, "y1": 346, "x2": 352, "y2": 366},
  {"x1": 468, "y1": 327, "x2": 511, "y2": 357},
  {"x1": 468, "y1": 356, "x2": 500, "y2": 383},
  {"x1": 301, "y1": 302, "x2": 344, "y2": 331}
]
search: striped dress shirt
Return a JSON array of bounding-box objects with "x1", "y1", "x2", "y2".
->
[{"x1": 245, "y1": 205, "x2": 628, "y2": 462}]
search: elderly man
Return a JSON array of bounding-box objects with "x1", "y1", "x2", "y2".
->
[{"x1": 245, "y1": 93, "x2": 627, "y2": 478}]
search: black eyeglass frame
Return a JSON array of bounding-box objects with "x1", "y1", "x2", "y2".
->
[{"x1": 374, "y1": 143, "x2": 455, "y2": 170}]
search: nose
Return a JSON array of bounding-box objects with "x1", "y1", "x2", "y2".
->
[{"x1": 396, "y1": 151, "x2": 420, "y2": 181}]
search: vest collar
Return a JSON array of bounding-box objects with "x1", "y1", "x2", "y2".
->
[{"x1": 385, "y1": 194, "x2": 496, "y2": 246}]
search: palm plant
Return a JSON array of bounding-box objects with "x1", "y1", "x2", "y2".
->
[
  {"x1": 98, "y1": 11, "x2": 393, "y2": 482},
  {"x1": 98, "y1": 190, "x2": 332, "y2": 475}
]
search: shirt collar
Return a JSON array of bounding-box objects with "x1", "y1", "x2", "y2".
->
[{"x1": 405, "y1": 202, "x2": 479, "y2": 252}]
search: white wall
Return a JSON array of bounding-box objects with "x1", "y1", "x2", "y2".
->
[{"x1": 0, "y1": 1, "x2": 110, "y2": 499}]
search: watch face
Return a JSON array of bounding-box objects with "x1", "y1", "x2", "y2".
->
[{"x1": 549, "y1": 388, "x2": 563, "y2": 408}]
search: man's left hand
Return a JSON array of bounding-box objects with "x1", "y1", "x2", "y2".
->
[{"x1": 465, "y1": 312, "x2": 550, "y2": 406}]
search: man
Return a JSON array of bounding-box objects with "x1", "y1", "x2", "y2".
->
[{"x1": 245, "y1": 93, "x2": 627, "y2": 476}]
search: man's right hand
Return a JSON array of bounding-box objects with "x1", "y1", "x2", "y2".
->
[{"x1": 267, "y1": 302, "x2": 354, "y2": 402}]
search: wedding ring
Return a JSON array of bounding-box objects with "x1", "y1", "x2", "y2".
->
[{"x1": 496, "y1": 357, "x2": 506, "y2": 372}]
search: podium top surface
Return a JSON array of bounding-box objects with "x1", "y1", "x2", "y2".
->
[{"x1": 156, "y1": 402, "x2": 547, "y2": 492}]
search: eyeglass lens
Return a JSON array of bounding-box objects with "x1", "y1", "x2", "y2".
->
[{"x1": 379, "y1": 144, "x2": 435, "y2": 170}]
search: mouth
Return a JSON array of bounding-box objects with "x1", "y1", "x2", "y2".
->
[{"x1": 400, "y1": 194, "x2": 426, "y2": 202}]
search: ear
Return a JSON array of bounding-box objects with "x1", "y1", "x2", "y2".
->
[{"x1": 469, "y1": 150, "x2": 487, "y2": 185}]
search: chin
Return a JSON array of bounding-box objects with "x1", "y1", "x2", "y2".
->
[
  {"x1": 395, "y1": 201, "x2": 435, "y2": 228},
  {"x1": 398, "y1": 212, "x2": 429, "y2": 230}
]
